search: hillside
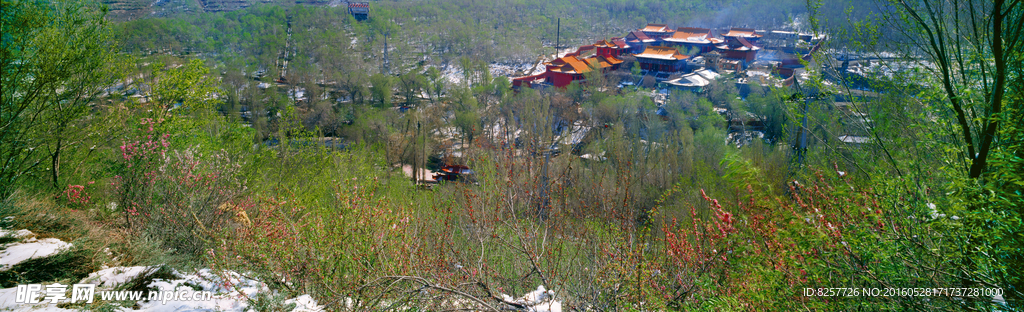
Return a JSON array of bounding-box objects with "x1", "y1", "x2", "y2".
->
[{"x1": 2, "y1": 0, "x2": 1021, "y2": 310}]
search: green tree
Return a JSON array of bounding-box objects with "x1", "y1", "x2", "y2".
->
[
  {"x1": 745, "y1": 89, "x2": 790, "y2": 144},
  {"x1": 370, "y1": 73, "x2": 395, "y2": 108},
  {"x1": 880, "y1": 0, "x2": 1022, "y2": 178},
  {"x1": 1, "y1": 0, "x2": 121, "y2": 193},
  {"x1": 450, "y1": 87, "x2": 480, "y2": 146},
  {"x1": 153, "y1": 59, "x2": 221, "y2": 111},
  {"x1": 426, "y1": 66, "x2": 445, "y2": 104},
  {"x1": 398, "y1": 70, "x2": 426, "y2": 107}
]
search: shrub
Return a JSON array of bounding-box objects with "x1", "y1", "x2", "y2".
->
[
  {"x1": 210, "y1": 147, "x2": 421, "y2": 309},
  {"x1": 115, "y1": 117, "x2": 245, "y2": 260}
]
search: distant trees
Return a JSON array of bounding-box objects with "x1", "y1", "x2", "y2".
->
[
  {"x1": 744, "y1": 87, "x2": 789, "y2": 144},
  {"x1": 1, "y1": 0, "x2": 121, "y2": 193},
  {"x1": 369, "y1": 73, "x2": 395, "y2": 108},
  {"x1": 397, "y1": 70, "x2": 426, "y2": 107},
  {"x1": 337, "y1": 67, "x2": 370, "y2": 105},
  {"x1": 425, "y1": 67, "x2": 445, "y2": 104},
  {"x1": 153, "y1": 59, "x2": 221, "y2": 111},
  {"x1": 450, "y1": 88, "x2": 480, "y2": 146}
]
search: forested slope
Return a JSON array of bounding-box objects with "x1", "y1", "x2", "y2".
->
[{"x1": 1, "y1": 0, "x2": 1019, "y2": 310}]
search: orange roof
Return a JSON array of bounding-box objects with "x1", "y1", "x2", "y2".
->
[
  {"x1": 635, "y1": 46, "x2": 689, "y2": 60},
  {"x1": 544, "y1": 57, "x2": 569, "y2": 66},
  {"x1": 666, "y1": 27, "x2": 715, "y2": 44},
  {"x1": 677, "y1": 27, "x2": 710, "y2": 37},
  {"x1": 597, "y1": 55, "x2": 624, "y2": 67},
  {"x1": 641, "y1": 23, "x2": 672, "y2": 33},
  {"x1": 724, "y1": 28, "x2": 761, "y2": 38},
  {"x1": 593, "y1": 40, "x2": 616, "y2": 48},
  {"x1": 548, "y1": 54, "x2": 623, "y2": 75},
  {"x1": 551, "y1": 56, "x2": 592, "y2": 74}
]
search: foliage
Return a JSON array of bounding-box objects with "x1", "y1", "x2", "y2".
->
[
  {"x1": 210, "y1": 145, "x2": 426, "y2": 308},
  {"x1": 874, "y1": 0, "x2": 1022, "y2": 178},
  {"x1": 0, "y1": 248, "x2": 97, "y2": 288},
  {"x1": 114, "y1": 116, "x2": 245, "y2": 261},
  {"x1": 0, "y1": 0, "x2": 123, "y2": 194},
  {"x1": 1, "y1": 0, "x2": 1020, "y2": 310},
  {"x1": 369, "y1": 73, "x2": 396, "y2": 108}
]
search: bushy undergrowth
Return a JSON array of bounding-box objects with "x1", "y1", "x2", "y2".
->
[
  {"x1": 114, "y1": 117, "x2": 246, "y2": 261},
  {"x1": 0, "y1": 51, "x2": 1016, "y2": 311},
  {"x1": 0, "y1": 248, "x2": 96, "y2": 288},
  {"x1": 0, "y1": 193, "x2": 112, "y2": 288},
  {"x1": 3, "y1": 102, "x2": 1014, "y2": 310}
]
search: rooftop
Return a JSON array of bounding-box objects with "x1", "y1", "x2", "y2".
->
[
  {"x1": 666, "y1": 73, "x2": 712, "y2": 88},
  {"x1": 641, "y1": 23, "x2": 673, "y2": 33},
  {"x1": 548, "y1": 55, "x2": 623, "y2": 74},
  {"x1": 625, "y1": 31, "x2": 656, "y2": 43},
  {"x1": 717, "y1": 36, "x2": 760, "y2": 51},
  {"x1": 592, "y1": 40, "x2": 617, "y2": 48},
  {"x1": 665, "y1": 27, "x2": 713, "y2": 44},
  {"x1": 724, "y1": 27, "x2": 761, "y2": 38},
  {"x1": 610, "y1": 37, "x2": 630, "y2": 49},
  {"x1": 635, "y1": 46, "x2": 689, "y2": 61}
]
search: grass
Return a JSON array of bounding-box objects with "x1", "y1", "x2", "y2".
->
[
  {"x1": 0, "y1": 247, "x2": 97, "y2": 288},
  {"x1": 0, "y1": 190, "x2": 193, "y2": 290},
  {"x1": 0, "y1": 235, "x2": 17, "y2": 248}
]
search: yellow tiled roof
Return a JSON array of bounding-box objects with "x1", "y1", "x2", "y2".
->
[
  {"x1": 641, "y1": 23, "x2": 672, "y2": 33},
  {"x1": 636, "y1": 46, "x2": 689, "y2": 60}
]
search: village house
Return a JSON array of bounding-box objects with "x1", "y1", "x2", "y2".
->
[
  {"x1": 663, "y1": 27, "x2": 722, "y2": 55},
  {"x1": 714, "y1": 28, "x2": 761, "y2": 69},
  {"x1": 634, "y1": 45, "x2": 689, "y2": 72},
  {"x1": 347, "y1": 2, "x2": 369, "y2": 20},
  {"x1": 593, "y1": 39, "x2": 627, "y2": 58},
  {"x1": 512, "y1": 39, "x2": 624, "y2": 88},
  {"x1": 624, "y1": 31, "x2": 656, "y2": 53},
  {"x1": 640, "y1": 23, "x2": 675, "y2": 40}
]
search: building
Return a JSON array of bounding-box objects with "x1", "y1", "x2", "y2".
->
[
  {"x1": 722, "y1": 28, "x2": 762, "y2": 44},
  {"x1": 640, "y1": 23, "x2": 675, "y2": 40},
  {"x1": 512, "y1": 41, "x2": 624, "y2": 88},
  {"x1": 757, "y1": 31, "x2": 826, "y2": 78},
  {"x1": 542, "y1": 54, "x2": 623, "y2": 87},
  {"x1": 347, "y1": 2, "x2": 369, "y2": 20},
  {"x1": 715, "y1": 28, "x2": 761, "y2": 68},
  {"x1": 610, "y1": 37, "x2": 630, "y2": 51},
  {"x1": 663, "y1": 27, "x2": 722, "y2": 55},
  {"x1": 664, "y1": 68, "x2": 721, "y2": 92},
  {"x1": 624, "y1": 31, "x2": 656, "y2": 53},
  {"x1": 634, "y1": 46, "x2": 689, "y2": 72},
  {"x1": 593, "y1": 39, "x2": 627, "y2": 58}
]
